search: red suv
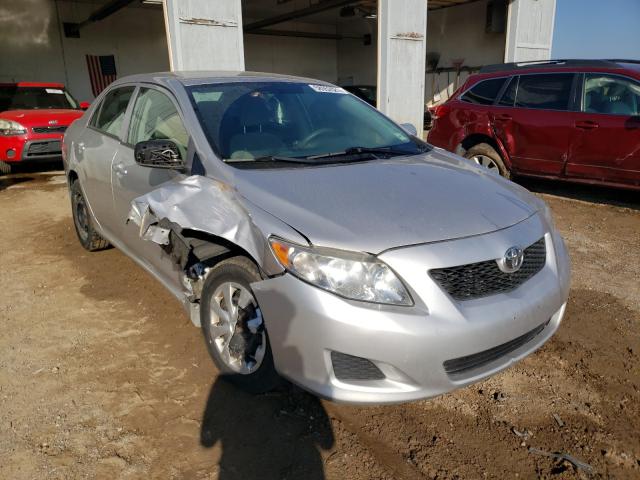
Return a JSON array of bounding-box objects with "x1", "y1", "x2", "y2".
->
[
  {"x1": 0, "y1": 82, "x2": 88, "y2": 174},
  {"x1": 428, "y1": 60, "x2": 640, "y2": 190}
]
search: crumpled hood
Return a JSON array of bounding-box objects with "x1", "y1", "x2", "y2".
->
[
  {"x1": 0, "y1": 109, "x2": 83, "y2": 127},
  {"x1": 232, "y1": 149, "x2": 538, "y2": 254}
]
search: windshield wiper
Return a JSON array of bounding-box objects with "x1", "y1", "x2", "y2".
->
[
  {"x1": 307, "y1": 146, "x2": 414, "y2": 161},
  {"x1": 226, "y1": 155, "x2": 318, "y2": 164}
]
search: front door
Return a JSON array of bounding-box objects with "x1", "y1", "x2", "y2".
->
[
  {"x1": 491, "y1": 73, "x2": 576, "y2": 176},
  {"x1": 111, "y1": 86, "x2": 190, "y2": 285},
  {"x1": 77, "y1": 86, "x2": 135, "y2": 237},
  {"x1": 566, "y1": 72, "x2": 640, "y2": 187}
]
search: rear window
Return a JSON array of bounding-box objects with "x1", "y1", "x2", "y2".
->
[
  {"x1": 460, "y1": 78, "x2": 507, "y2": 105},
  {"x1": 0, "y1": 86, "x2": 78, "y2": 111},
  {"x1": 514, "y1": 74, "x2": 574, "y2": 110},
  {"x1": 92, "y1": 86, "x2": 135, "y2": 137}
]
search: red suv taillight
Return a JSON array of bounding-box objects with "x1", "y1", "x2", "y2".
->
[{"x1": 430, "y1": 104, "x2": 451, "y2": 121}]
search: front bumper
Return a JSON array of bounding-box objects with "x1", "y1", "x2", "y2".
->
[
  {"x1": 253, "y1": 213, "x2": 570, "y2": 405},
  {"x1": 1, "y1": 136, "x2": 63, "y2": 163}
]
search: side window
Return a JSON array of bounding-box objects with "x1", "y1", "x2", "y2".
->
[
  {"x1": 515, "y1": 74, "x2": 574, "y2": 111},
  {"x1": 498, "y1": 76, "x2": 518, "y2": 107},
  {"x1": 460, "y1": 78, "x2": 507, "y2": 105},
  {"x1": 128, "y1": 88, "x2": 189, "y2": 156},
  {"x1": 583, "y1": 74, "x2": 640, "y2": 116},
  {"x1": 93, "y1": 87, "x2": 135, "y2": 136}
]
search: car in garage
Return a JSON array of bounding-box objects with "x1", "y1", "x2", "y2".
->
[
  {"x1": 428, "y1": 59, "x2": 640, "y2": 190},
  {"x1": 63, "y1": 72, "x2": 570, "y2": 404},
  {"x1": 0, "y1": 82, "x2": 88, "y2": 174},
  {"x1": 342, "y1": 84, "x2": 433, "y2": 129}
]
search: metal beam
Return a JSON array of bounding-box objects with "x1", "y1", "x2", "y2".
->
[
  {"x1": 79, "y1": 0, "x2": 137, "y2": 28},
  {"x1": 249, "y1": 28, "x2": 362, "y2": 40},
  {"x1": 244, "y1": 0, "x2": 357, "y2": 32}
]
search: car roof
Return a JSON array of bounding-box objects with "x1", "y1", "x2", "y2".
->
[
  {"x1": 479, "y1": 59, "x2": 640, "y2": 75},
  {"x1": 110, "y1": 71, "x2": 334, "y2": 88},
  {"x1": 0, "y1": 82, "x2": 66, "y2": 88}
]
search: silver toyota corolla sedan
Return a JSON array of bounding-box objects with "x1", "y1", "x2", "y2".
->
[{"x1": 63, "y1": 72, "x2": 570, "y2": 405}]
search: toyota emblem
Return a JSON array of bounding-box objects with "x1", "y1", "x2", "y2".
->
[{"x1": 497, "y1": 246, "x2": 524, "y2": 273}]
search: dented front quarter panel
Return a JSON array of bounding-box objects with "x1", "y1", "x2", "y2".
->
[{"x1": 126, "y1": 175, "x2": 308, "y2": 301}]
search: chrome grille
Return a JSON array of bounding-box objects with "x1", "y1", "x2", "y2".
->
[
  {"x1": 331, "y1": 351, "x2": 385, "y2": 381},
  {"x1": 430, "y1": 238, "x2": 546, "y2": 301},
  {"x1": 33, "y1": 126, "x2": 67, "y2": 134}
]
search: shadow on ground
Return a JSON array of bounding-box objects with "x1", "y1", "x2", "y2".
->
[
  {"x1": 201, "y1": 379, "x2": 334, "y2": 480},
  {"x1": 518, "y1": 176, "x2": 640, "y2": 210}
]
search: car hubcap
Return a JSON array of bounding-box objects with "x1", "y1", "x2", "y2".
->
[
  {"x1": 208, "y1": 282, "x2": 266, "y2": 374},
  {"x1": 73, "y1": 192, "x2": 89, "y2": 240},
  {"x1": 471, "y1": 154, "x2": 500, "y2": 174}
]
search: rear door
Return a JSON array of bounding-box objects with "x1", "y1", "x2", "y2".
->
[
  {"x1": 76, "y1": 86, "x2": 135, "y2": 237},
  {"x1": 491, "y1": 73, "x2": 576, "y2": 176},
  {"x1": 566, "y1": 72, "x2": 640, "y2": 186},
  {"x1": 111, "y1": 85, "x2": 190, "y2": 284}
]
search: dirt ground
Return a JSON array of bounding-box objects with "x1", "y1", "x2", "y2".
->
[{"x1": 1, "y1": 164, "x2": 639, "y2": 479}]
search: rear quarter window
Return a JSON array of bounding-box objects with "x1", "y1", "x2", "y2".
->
[{"x1": 460, "y1": 78, "x2": 507, "y2": 105}]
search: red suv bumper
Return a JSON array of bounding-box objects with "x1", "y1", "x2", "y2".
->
[{"x1": 0, "y1": 133, "x2": 64, "y2": 163}]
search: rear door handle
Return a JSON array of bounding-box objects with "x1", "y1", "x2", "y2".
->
[
  {"x1": 112, "y1": 162, "x2": 128, "y2": 177},
  {"x1": 575, "y1": 120, "x2": 599, "y2": 130}
]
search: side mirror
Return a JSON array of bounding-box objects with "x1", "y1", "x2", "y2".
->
[
  {"x1": 79, "y1": 101, "x2": 90, "y2": 110},
  {"x1": 400, "y1": 122, "x2": 418, "y2": 136},
  {"x1": 134, "y1": 140, "x2": 186, "y2": 170}
]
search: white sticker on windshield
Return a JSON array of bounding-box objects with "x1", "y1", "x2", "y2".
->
[
  {"x1": 309, "y1": 84, "x2": 347, "y2": 94},
  {"x1": 45, "y1": 88, "x2": 64, "y2": 94}
]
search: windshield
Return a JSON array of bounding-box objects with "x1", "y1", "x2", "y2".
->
[
  {"x1": 0, "y1": 86, "x2": 78, "y2": 111},
  {"x1": 188, "y1": 82, "x2": 425, "y2": 164}
]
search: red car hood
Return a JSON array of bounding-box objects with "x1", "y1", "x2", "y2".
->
[{"x1": 0, "y1": 109, "x2": 84, "y2": 127}]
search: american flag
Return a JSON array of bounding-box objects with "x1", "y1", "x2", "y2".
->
[{"x1": 85, "y1": 55, "x2": 117, "y2": 97}]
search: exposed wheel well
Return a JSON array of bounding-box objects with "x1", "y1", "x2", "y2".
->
[
  {"x1": 67, "y1": 169, "x2": 78, "y2": 185},
  {"x1": 179, "y1": 228, "x2": 263, "y2": 277},
  {"x1": 458, "y1": 135, "x2": 502, "y2": 159}
]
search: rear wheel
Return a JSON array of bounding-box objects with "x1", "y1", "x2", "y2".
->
[
  {"x1": 70, "y1": 179, "x2": 110, "y2": 251},
  {"x1": 200, "y1": 256, "x2": 281, "y2": 394},
  {"x1": 464, "y1": 143, "x2": 510, "y2": 179}
]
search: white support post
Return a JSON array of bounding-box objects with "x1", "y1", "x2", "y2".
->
[
  {"x1": 504, "y1": 0, "x2": 556, "y2": 62},
  {"x1": 163, "y1": 0, "x2": 245, "y2": 71},
  {"x1": 377, "y1": 0, "x2": 427, "y2": 134}
]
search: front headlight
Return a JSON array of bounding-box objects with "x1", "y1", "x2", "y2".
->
[
  {"x1": 269, "y1": 237, "x2": 413, "y2": 306},
  {"x1": 0, "y1": 119, "x2": 27, "y2": 136}
]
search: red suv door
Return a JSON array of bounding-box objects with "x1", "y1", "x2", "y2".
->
[
  {"x1": 566, "y1": 72, "x2": 640, "y2": 187},
  {"x1": 491, "y1": 73, "x2": 577, "y2": 176}
]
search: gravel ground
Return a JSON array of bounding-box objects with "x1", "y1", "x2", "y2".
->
[{"x1": 1, "y1": 165, "x2": 638, "y2": 479}]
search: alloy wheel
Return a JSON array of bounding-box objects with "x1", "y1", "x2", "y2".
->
[
  {"x1": 471, "y1": 154, "x2": 500, "y2": 174},
  {"x1": 207, "y1": 281, "x2": 266, "y2": 374}
]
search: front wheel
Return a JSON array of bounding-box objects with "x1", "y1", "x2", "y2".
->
[
  {"x1": 70, "y1": 179, "x2": 110, "y2": 251},
  {"x1": 200, "y1": 256, "x2": 281, "y2": 394},
  {"x1": 464, "y1": 143, "x2": 510, "y2": 179}
]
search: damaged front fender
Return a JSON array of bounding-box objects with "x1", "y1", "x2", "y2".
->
[{"x1": 126, "y1": 175, "x2": 308, "y2": 324}]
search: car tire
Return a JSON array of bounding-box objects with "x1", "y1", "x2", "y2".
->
[
  {"x1": 70, "y1": 179, "x2": 110, "y2": 251},
  {"x1": 464, "y1": 143, "x2": 510, "y2": 179},
  {"x1": 200, "y1": 256, "x2": 281, "y2": 394},
  {"x1": 0, "y1": 161, "x2": 11, "y2": 175}
]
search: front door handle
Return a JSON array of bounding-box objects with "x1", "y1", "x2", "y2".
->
[
  {"x1": 575, "y1": 120, "x2": 599, "y2": 130},
  {"x1": 493, "y1": 113, "x2": 512, "y2": 121},
  {"x1": 112, "y1": 162, "x2": 128, "y2": 177}
]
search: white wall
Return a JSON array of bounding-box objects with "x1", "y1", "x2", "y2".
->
[
  {"x1": 336, "y1": 18, "x2": 377, "y2": 86},
  {"x1": 425, "y1": 0, "x2": 506, "y2": 104},
  {"x1": 505, "y1": 0, "x2": 556, "y2": 61},
  {"x1": 0, "y1": 0, "x2": 169, "y2": 101},
  {"x1": 244, "y1": 19, "x2": 339, "y2": 82}
]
